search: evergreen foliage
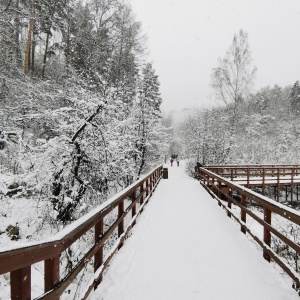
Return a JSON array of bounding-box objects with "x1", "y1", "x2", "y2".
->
[{"x1": 0, "y1": 0, "x2": 166, "y2": 224}]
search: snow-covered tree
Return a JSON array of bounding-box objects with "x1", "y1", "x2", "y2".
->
[
  {"x1": 290, "y1": 81, "x2": 300, "y2": 113},
  {"x1": 135, "y1": 63, "x2": 163, "y2": 178}
]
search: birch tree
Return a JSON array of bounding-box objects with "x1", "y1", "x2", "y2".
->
[
  {"x1": 211, "y1": 29, "x2": 257, "y2": 159},
  {"x1": 211, "y1": 29, "x2": 257, "y2": 107}
]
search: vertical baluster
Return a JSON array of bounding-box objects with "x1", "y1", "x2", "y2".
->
[
  {"x1": 151, "y1": 173, "x2": 154, "y2": 193},
  {"x1": 145, "y1": 177, "x2": 149, "y2": 200},
  {"x1": 247, "y1": 168, "x2": 250, "y2": 187},
  {"x1": 94, "y1": 219, "x2": 103, "y2": 287},
  {"x1": 277, "y1": 168, "x2": 280, "y2": 201},
  {"x1": 131, "y1": 189, "x2": 137, "y2": 226},
  {"x1": 263, "y1": 207, "x2": 271, "y2": 262},
  {"x1": 291, "y1": 168, "x2": 294, "y2": 206},
  {"x1": 11, "y1": 266, "x2": 31, "y2": 300},
  {"x1": 118, "y1": 198, "x2": 124, "y2": 249},
  {"x1": 45, "y1": 255, "x2": 60, "y2": 297},
  {"x1": 218, "y1": 179, "x2": 221, "y2": 206},
  {"x1": 227, "y1": 189, "x2": 232, "y2": 218},
  {"x1": 241, "y1": 194, "x2": 247, "y2": 234},
  {"x1": 262, "y1": 168, "x2": 265, "y2": 195},
  {"x1": 140, "y1": 183, "x2": 144, "y2": 205}
]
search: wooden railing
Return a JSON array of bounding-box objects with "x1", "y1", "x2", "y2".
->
[
  {"x1": 205, "y1": 165, "x2": 300, "y2": 182},
  {"x1": 204, "y1": 165, "x2": 300, "y2": 201},
  {"x1": 0, "y1": 165, "x2": 163, "y2": 300},
  {"x1": 197, "y1": 166, "x2": 300, "y2": 287}
]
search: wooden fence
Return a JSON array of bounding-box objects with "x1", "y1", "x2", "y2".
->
[
  {"x1": 0, "y1": 165, "x2": 163, "y2": 300},
  {"x1": 197, "y1": 166, "x2": 300, "y2": 287},
  {"x1": 205, "y1": 165, "x2": 300, "y2": 182},
  {"x1": 204, "y1": 165, "x2": 300, "y2": 201}
]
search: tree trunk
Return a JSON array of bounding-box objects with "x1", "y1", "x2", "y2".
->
[
  {"x1": 137, "y1": 116, "x2": 146, "y2": 179},
  {"x1": 31, "y1": 9, "x2": 36, "y2": 75},
  {"x1": 14, "y1": 0, "x2": 22, "y2": 67},
  {"x1": 42, "y1": 28, "x2": 51, "y2": 79},
  {"x1": 24, "y1": 9, "x2": 34, "y2": 74}
]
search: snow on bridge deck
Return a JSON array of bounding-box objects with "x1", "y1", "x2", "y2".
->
[{"x1": 90, "y1": 163, "x2": 297, "y2": 300}]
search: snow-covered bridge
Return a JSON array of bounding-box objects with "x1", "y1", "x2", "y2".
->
[
  {"x1": 89, "y1": 164, "x2": 298, "y2": 300},
  {"x1": 1, "y1": 163, "x2": 300, "y2": 299}
]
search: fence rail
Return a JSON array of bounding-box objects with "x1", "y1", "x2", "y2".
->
[
  {"x1": 205, "y1": 165, "x2": 300, "y2": 181},
  {"x1": 197, "y1": 166, "x2": 300, "y2": 287},
  {"x1": 203, "y1": 165, "x2": 300, "y2": 201},
  {"x1": 0, "y1": 165, "x2": 163, "y2": 300}
]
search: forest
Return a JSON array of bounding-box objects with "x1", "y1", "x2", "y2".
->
[
  {"x1": 178, "y1": 30, "x2": 300, "y2": 175},
  {"x1": 0, "y1": 0, "x2": 167, "y2": 226}
]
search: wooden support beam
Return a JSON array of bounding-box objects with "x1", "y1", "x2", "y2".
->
[
  {"x1": 263, "y1": 207, "x2": 272, "y2": 262},
  {"x1": 227, "y1": 189, "x2": 232, "y2": 218},
  {"x1": 131, "y1": 189, "x2": 137, "y2": 226},
  {"x1": 262, "y1": 168, "x2": 265, "y2": 195},
  {"x1": 241, "y1": 194, "x2": 246, "y2": 234},
  {"x1": 94, "y1": 219, "x2": 103, "y2": 288},
  {"x1": 45, "y1": 255, "x2": 60, "y2": 298},
  {"x1": 11, "y1": 266, "x2": 31, "y2": 300},
  {"x1": 118, "y1": 200, "x2": 124, "y2": 249},
  {"x1": 277, "y1": 168, "x2": 280, "y2": 201}
]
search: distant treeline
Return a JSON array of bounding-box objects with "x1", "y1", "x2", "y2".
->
[{"x1": 181, "y1": 81, "x2": 300, "y2": 167}]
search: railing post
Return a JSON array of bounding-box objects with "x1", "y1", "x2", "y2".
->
[
  {"x1": 263, "y1": 207, "x2": 271, "y2": 262},
  {"x1": 140, "y1": 184, "x2": 144, "y2": 205},
  {"x1": 247, "y1": 168, "x2": 250, "y2": 187},
  {"x1": 45, "y1": 255, "x2": 60, "y2": 297},
  {"x1": 152, "y1": 173, "x2": 155, "y2": 192},
  {"x1": 149, "y1": 176, "x2": 152, "y2": 197},
  {"x1": 118, "y1": 198, "x2": 124, "y2": 249},
  {"x1": 131, "y1": 189, "x2": 137, "y2": 226},
  {"x1": 291, "y1": 168, "x2": 294, "y2": 206},
  {"x1": 218, "y1": 179, "x2": 221, "y2": 205},
  {"x1": 277, "y1": 168, "x2": 280, "y2": 201},
  {"x1": 262, "y1": 168, "x2": 265, "y2": 195},
  {"x1": 241, "y1": 194, "x2": 247, "y2": 234},
  {"x1": 145, "y1": 177, "x2": 149, "y2": 199},
  {"x1": 94, "y1": 219, "x2": 104, "y2": 287},
  {"x1": 227, "y1": 189, "x2": 232, "y2": 218},
  {"x1": 11, "y1": 266, "x2": 31, "y2": 300}
]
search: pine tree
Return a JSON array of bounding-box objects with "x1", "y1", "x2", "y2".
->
[
  {"x1": 290, "y1": 81, "x2": 300, "y2": 113},
  {"x1": 136, "y1": 63, "x2": 162, "y2": 177}
]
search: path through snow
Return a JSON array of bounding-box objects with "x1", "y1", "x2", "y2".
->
[{"x1": 90, "y1": 162, "x2": 298, "y2": 300}]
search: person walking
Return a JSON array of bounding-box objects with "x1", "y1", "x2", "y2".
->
[
  {"x1": 170, "y1": 158, "x2": 173, "y2": 167},
  {"x1": 177, "y1": 159, "x2": 179, "y2": 167}
]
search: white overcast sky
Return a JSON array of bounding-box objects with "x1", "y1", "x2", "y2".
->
[{"x1": 128, "y1": 0, "x2": 300, "y2": 112}]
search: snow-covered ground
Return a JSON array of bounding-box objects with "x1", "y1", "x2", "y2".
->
[{"x1": 89, "y1": 162, "x2": 298, "y2": 300}]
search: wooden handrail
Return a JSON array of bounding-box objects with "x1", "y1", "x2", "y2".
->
[
  {"x1": 204, "y1": 166, "x2": 300, "y2": 195},
  {"x1": 0, "y1": 165, "x2": 163, "y2": 300},
  {"x1": 197, "y1": 166, "x2": 300, "y2": 287}
]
